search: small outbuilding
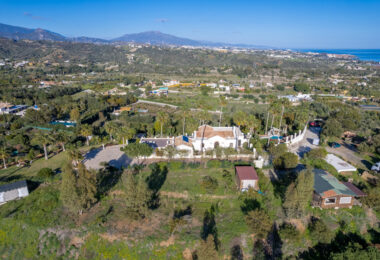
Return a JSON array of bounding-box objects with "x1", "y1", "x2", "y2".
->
[
  {"x1": 325, "y1": 154, "x2": 357, "y2": 174},
  {"x1": 0, "y1": 180, "x2": 29, "y2": 205},
  {"x1": 235, "y1": 166, "x2": 259, "y2": 191},
  {"x1": 312, "y1": 169, "x2": 365, "y2": 209}
]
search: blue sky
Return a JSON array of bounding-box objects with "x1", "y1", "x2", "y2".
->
[{"x1": 0, "y1": 0, "x2": 379, "y2": 48}]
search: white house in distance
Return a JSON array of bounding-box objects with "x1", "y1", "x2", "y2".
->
[
  {"x1": 235, "y1": 166, "x2": 259, "y2": 191},
  {"x1": 325, "y1": 154, "x2": 357, "y2": 174},
  {"x1": 191, "y1": 125, "x2": 248, "y2": 151}
]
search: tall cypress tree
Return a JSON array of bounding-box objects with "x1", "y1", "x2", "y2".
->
[
  {"x1": 283, "y1": 168, "x2": 314, "y2": 218},
  {"x1": 124, "y1": 171, "x2": 152, "y2": 219},
  {"x1": 76, "y1": 163, "x2": 97, "y2": 212},
  {"x1": 60, "y1": 163, "x2": 97, "y2": 215},
  {"x1": 60, "y1": 163, "x2": 81, "y2": 214}
]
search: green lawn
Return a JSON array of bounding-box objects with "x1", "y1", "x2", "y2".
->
[{"x1": 0, "y1": 151, "x2": 70, "y2": 184}]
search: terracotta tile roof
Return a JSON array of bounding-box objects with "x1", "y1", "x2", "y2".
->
[
  {"x1": 322, "y1": 189, "x2": 337, "y2": 198},
  {"x1": 195, "y1": 125, "x2": 234, "y2": 139},
  {"x1": 235, "y1": 166, "x2": 258, "y2": 180}
]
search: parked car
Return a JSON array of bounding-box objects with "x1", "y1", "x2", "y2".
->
[
  {"x1": 330, "y1": 142, "x2": 341, "y2": 148},
  {"x1": 309, "y1": 121, "x2": 322, "y2": 127}
]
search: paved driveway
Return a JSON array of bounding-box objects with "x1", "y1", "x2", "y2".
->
[
  {"x1": 289, "y1": 127, "x2": 321, "y2": 157},
  {"x1": 83, "y1": 145, "x2": 132, "y2": 170}
]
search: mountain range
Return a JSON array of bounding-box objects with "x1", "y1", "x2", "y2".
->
[{"x1": 0, "y1": 22, "x2": 269, "y2": 49}]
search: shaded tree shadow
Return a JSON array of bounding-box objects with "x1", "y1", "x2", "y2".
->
[
  {"x1": 146, "y1": 164, "x2": 168, "y2": 209},
  {"x1": 272, "y1": 171, "x2": 297, "y2": 201},
  {"x1": 146, "y1": 164, "x2": 168, "y2": 192},
  {"x1": 240, "y1": 198, "x2": 260, "y2": 214},
  {"x1": 96, "y1": 166, "x2": 122, "y2": 197},
  {"x1": 270, "y1": 224, "x2": 283, "y2": 259},
  {"x1": 368, "y1": 228, "x2": 380, "y2": 244},
  {"x1": 298, "y1": 231, "x2": 369, "y2": 259},
  {"x1": 252, "y1": 239, "x2": 270, "y2": 260},
  {"x1": 201, "y1": 205, "x2": 220, "y2": 250},
  {"x1": 174, "y1": 205, "x2": 192, "y2": 219},
  {"x1": 230, "y1": 244, "x2": 243, "y2": 260}
]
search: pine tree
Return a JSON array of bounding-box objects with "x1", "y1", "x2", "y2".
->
[
  {"x1": 76, "y1": 163, "x2": 97, "y2": 211},
  {"x1": 283, "y1": 168, "x2": 314, "y2": 218},
  {"x1": 124, "y1": 172, "x2": 152, "y2": 219},
  {"x1": 245, "y1": 209, "x2": 272, "y2": 239},
  {"x1": 60, "y1": 163, "x2": 97, "y2": 215},
  {"x1": 196, "y1": 235, "x2": 219, "y2": 260}
]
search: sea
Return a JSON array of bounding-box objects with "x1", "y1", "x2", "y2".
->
[{"x1": 295, "y1": 49, "x2": 380, "y2": 62}]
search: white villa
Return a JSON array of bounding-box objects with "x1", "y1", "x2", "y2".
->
[
  {"x1": 190, "y1": 125, "x2": 248, "y2": 151},
  {"x1": 142, "y1": 125, "x2": 249, "y2": 152}
]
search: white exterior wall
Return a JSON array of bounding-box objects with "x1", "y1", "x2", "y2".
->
[
  {"x1": 175, "y1": 144, "x2": 193, "y2": 151},
  {"x1": 241, "y1": 180, "x2": 256, "y2": 190},
  {"x1": 339, "y1": 197, "x2": 352, "y2": 204},
  {"x1": 192, "y1": 136, "x2": 236, "y2": 151},
  {"x1": 18, "y1": 187, "x2": 29, "y2": 197},
  {"x1": 0, "y1": 192, "x2": 4, "y2": 203}
]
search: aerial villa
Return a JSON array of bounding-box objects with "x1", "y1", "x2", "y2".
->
[{"x1": 140, "y1": 125, "x2": 249, "y2": 152}]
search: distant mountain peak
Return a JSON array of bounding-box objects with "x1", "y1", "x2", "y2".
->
[{"x1": 0, "y1": 22, "x2": 270, "y2": 49}]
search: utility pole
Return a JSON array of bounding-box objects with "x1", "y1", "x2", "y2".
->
[
  {"x1": 279, "y1": 105, "x2": 284, "y2": 130},
  {"x1": 265, "y1": 111, "x2": 269, "y2": 135}
]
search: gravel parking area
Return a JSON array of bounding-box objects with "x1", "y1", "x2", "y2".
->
[{"x1": 83, "y1": 145, "x2": 132, "y2": 170}]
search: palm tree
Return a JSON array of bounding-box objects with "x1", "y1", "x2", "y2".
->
[
  {"x1": 218, "y1": 96, "x2": 227, "y2": 127},
  {"x1": 32, "y1": 131, "x2": 53, "y2": 160},
  {"x1": 180, "y1": 106, "x2": 191, "y2": 135},
  {"x1": 0, "y1": 148, "x2": 10, "y2": 169},
  {"x1": 199, "y1": 109, "x2": 211, "y2": 126},
  {"x1": 157, "y1": 112, "x2": 169, "y2": 137},
  {"x1": 68, "y1": 149, "x2": 83, "y2": 167},
  {"x1": 104, "y1": 121, "x2": 118, "y2": 142},
  {"x1": 80, "y1": 124, "x2": 93, "y2": 146},
  {"x1": 234, "y1": 111, "x2": 248, "y2": 129},
  {"x1": 54, "y1": 131, "x2": 71, "y2": 152},
  {"x1": 246, "y1": 114, "x2": 261, "y2": 135},
  {"x1": 117, "y1": 127, "x2": 136, "y2": 147}
]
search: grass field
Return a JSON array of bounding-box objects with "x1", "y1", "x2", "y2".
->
[
  {"x1": 0, "y1": 154, "x2": 378, "y2": 259},
  {"x1": 0, "y1": 151, "x2": 70, "y2": 184}
]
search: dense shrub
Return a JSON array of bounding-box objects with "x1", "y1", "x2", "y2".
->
[
  {"x1": 279, "y1": 223, "x2": 300, "y2": 241},
  {"x1": 187, "y1": 162, "x2": 201, "y2": 169},
  {"x1": 307, "y1": 148, "x2": 327, "y2": 159},
  {"x1": 245, "y1": 209, "x2": 272, "y2": 239},
  {"x1": 37, "y1": 168, "x2": 54, "y2": 179},
  {"x1": 207, "y1": 160, "x2": 222, "y2": 168},
  {"x1": 274, "y1": 152, "x2": 298, "y2": 169},
  {"x1": 200, "y1": 176, "x2": 218, "y2": 192},
  {"x1": 221, "y1": 160, "x2": 233, "y2": 168},
  {"x1": 308, "y1": 218, "x2": 334, "y2": 244}
]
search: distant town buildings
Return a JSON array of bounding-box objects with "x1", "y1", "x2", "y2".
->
[{"x1": 278, "y1": 93, "x2": 313, "y2": 103}]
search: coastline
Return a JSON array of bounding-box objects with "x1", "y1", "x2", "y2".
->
[{"x1": 293, "y1": 49, "x2": 380, "y2": 62}]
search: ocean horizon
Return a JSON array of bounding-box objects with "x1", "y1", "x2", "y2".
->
[{"x1": 294, "y1": 49, "x2": 380, "y2": 62}]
